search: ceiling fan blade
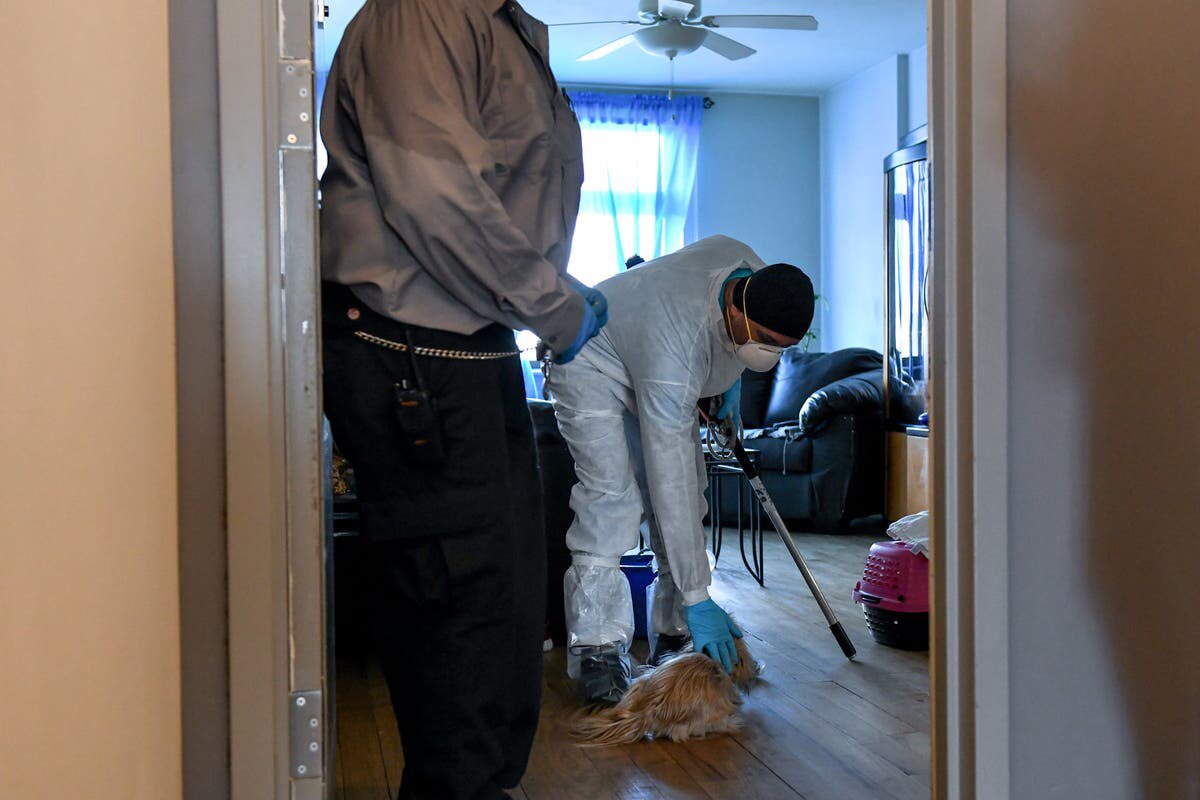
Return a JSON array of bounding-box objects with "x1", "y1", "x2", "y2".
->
[
  {"x1": 578, "y1": 33, "x2": 637, "y2": 62},
  {"x1": 549, "y1": 20, "x2": 642, "y2": 27},
  {"x1": 698, "y1": 14, "x2": 819, "y2": 30},
  {"x1": 658, "y1": 0, "x2": 696, "y2": 20},
  {"x1": 700, "y1": 31, "x2": 756, "y2": 60}
]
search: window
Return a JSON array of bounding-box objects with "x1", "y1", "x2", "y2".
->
[
  {"x1": 568, "y1": 124, "x2": 679, "y2": 285},
  {"x1": 565, "y1": 92, "x2": 703, "y2": 286}
]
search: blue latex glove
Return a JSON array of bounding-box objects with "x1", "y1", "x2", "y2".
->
[
  {"x1": 582, "y1": 286, "x2": 609, "y2": 327},
  {"x1": 685, "y1": 598, "x2": 743, "y2": 673},
  {"x1": 562, "y1": 274, "x2": 609, "y2": 328},
  {"x1": 717, "y1": 380, "x2": 741, "y2": 424},
  {"x1": 553, "y1": 300, "x2": 602, "y2": 365}
]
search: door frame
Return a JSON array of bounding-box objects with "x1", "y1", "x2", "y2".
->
[
  {"x1": 169, "y1": 0, "x2": 230, "y2": 796},
  {"x1": 199, "y1": 0, "x2": 1014, "y2": 796},
  {"x1": 928, "y1": 0, "x2": 1010, "y2": 796},
  {"x1": 214, "y1": 0, "x2": 328, "y2": 798}
]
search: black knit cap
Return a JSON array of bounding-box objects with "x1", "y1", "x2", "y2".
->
[{"x1": 732, "y1": 263, "x2": 815, "y2": 340}]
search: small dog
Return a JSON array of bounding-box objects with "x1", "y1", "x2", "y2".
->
[{"x1": 570, "y1": 636, "x2": 759, "y2": 746}]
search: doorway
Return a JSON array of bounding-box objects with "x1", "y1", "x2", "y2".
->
[
  {"x1": 207, "y1": 0, "x2": 1005, "y2": 797},
  {"x1": 311, "y1": 2, "x2": 933, "y2": 798}
]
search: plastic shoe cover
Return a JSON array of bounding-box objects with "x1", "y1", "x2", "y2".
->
[
  {"x1": 645, "y1": 574, "x2": 689, "y2": 660},
  {"x1": 565, "y1": 564, "x2": 634, "y2": 678},
  {"x1": 572, "y1": 644, "x2": 632, "y2": 704},
  {"x1": 646, "y1": 574, "x2": 688, "y2": 634}
]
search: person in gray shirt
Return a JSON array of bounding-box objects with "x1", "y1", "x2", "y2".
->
[{"x1": 319, "y1": 1, "x2": 605, "y2": 797}]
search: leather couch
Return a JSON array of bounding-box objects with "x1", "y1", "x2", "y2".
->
[{"x1": 726, "y1": 347, "x2": 886, "y2": 531}]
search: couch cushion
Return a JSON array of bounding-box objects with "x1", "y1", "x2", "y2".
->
[
  {"x1": 743, "y1": 429, "x2": 813, "y2": 474},
  {"x1": 799, "y1": 369, "x2": 885, "y2": 434},
  {"x1": 764, "y1": 348, "x2": 883, "y2": 426},
  {"x1": 738, "y1": 368, "x2": 776, "y2": 429}
]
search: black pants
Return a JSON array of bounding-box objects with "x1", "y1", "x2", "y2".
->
[{"x1": 323, "y1": 285, "x2": 546, "y2": 800}]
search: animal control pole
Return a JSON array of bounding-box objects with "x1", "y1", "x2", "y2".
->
[
  {"x1": 702, "y1": 407, "x2": 856, "y2": 660},
  {"x1": 729, "y1": 438, "x2": 856, "y2": 660}
]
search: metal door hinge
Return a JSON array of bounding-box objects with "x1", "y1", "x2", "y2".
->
[
  {"x1": 289, "y1": 690, "x2": 324, "y2": 779},
  {"x1": 279, "y1": 60, "x2": 315, "y2": 150}
]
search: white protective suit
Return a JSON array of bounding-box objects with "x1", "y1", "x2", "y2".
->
[{"x1": 547, "y1": 235, "x2": 765, "y2": 675}]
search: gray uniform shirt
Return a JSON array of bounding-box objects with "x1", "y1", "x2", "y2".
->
[{"x1": 319, "y1": 0, "x2": 586, "y2": 351}]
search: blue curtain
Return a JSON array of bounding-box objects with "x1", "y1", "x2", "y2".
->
[
  {"x1": 566, "y1": 92, "x2": 703, "y2": 285},
  {"x1": 895, "y1": 160, "x2": 929, "y2": 382},
  {"x1": 887, "y1": 157, "x2": 930, "y2": 425}
]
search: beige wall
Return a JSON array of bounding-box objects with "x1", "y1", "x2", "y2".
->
[
  {"x1": 0, "y1": 3, "x2": 182, "y2": 799},
  {"x1": 1005, "y1": 0, "x2": 1200, "y2": 795}
]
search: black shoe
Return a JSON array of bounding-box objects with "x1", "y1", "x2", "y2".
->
[
  {"x1": 572, "y1": 645, "x2": 632, "y2": 704},
  {"x1": 648, "y1": 634, "x2": 692, "y2": 667}
]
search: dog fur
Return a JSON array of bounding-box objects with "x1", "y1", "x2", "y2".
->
[{"x1": 569, "y1": 636, "x2": 758, "y2": 746}]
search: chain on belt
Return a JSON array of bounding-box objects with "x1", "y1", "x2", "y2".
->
[{"x1": 353, "y1": 330, "x2": 523, "y2": 361}]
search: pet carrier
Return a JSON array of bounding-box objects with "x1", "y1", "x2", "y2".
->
[{"x1": 852, "y1": 540, "x2": 929, "y2": 650}]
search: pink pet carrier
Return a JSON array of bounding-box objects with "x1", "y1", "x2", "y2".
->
[{"x1": 852, "y1": 540, "x2": 930, "y2": 650}]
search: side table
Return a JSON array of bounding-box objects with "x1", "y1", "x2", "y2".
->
[{"x1": 705, "y1": 451, "x2": 766, "y2": 586}]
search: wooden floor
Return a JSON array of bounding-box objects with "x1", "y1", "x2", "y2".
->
[{"x1": 334, "y1": 530, "x2": 931, "y2": 800}]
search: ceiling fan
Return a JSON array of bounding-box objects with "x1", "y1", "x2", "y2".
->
[{"x1": 551, "y1": 0, "x2": 818, "y2": 63}]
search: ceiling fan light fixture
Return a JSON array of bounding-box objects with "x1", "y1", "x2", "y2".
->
[
  {"x1": 637, "y1": 0, "x2": 702, "y2": 22},
  {"x1": 634, "y1": 21, "x2": 707, "y2": 59},
  {"x1": 568, "y1": 1, "x2": 816, "y2": 62}
]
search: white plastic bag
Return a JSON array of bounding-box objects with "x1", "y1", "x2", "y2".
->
[{"x1": 887, "y1": 511, "x2": 930, "y2": 557}]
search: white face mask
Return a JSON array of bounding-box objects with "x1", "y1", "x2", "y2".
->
[
  {"x1": 728, "y1": 276, "x2": 784, "y2": 372},
  {"x1": 735, "y1": 341, "x2": 784, "y2": 372}
]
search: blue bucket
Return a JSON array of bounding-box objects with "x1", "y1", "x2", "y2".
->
[{"x1": 620, "y1": 553, "x2": 656, "y2": 640}]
